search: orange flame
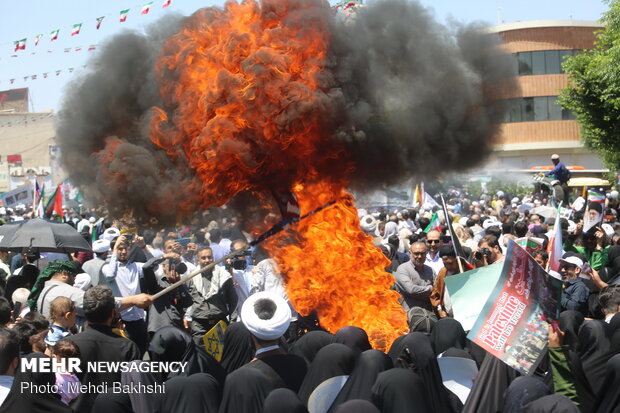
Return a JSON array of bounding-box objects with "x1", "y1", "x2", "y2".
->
[{"x1": 150, "y1": 0, "x2": 406, "y2": 349}]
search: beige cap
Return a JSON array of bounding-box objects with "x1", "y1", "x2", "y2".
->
[{"x1": 551, "y1": 154, "x2": 560, "y2": 160}]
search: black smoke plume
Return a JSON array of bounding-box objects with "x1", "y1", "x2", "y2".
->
[{"x1": 57, "y1": 0, "x2": 516, "y2": 224}]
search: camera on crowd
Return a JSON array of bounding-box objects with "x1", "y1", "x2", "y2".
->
[
  {"x1": 227, "y1": 252, "x2": 251, "y2": 271},
  {"x1": 474, "y1": 247, "x2": 491, "y2": 261},
  {"x1": 167, "y1": 258, "x2": 187, "y2": 275}
]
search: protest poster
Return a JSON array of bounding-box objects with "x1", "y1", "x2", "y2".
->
[
  {"x1": 202, "y1": 320, "x2": 227, "y2": 361},
  {"x1": 467, "y1": 240, "x2": 563, "y2": 375},
  {"x1": 444, "y1": 263, "x2": 503, "y2": 331}
]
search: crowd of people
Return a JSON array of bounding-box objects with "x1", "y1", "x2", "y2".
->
[{"x1": 0, "y1": 164, "x2": 620, "y2": 412}]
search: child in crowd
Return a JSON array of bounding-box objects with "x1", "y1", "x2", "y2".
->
[
  {"x1": 51, "y1": 338, "x2": 81, "y2": 405},
  {"x1": 44, "y1": 296, "x2": 76, "y2": 355}
]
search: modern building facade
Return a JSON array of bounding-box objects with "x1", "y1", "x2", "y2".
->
[{"x1": 486, "y1": 20, "x2": 606, "y2": 174}]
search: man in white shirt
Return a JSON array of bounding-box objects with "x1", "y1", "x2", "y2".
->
[{"x1": 0, "y1": 328, "x2": 19, "y2": 406}]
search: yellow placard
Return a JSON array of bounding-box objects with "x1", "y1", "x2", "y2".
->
[{"x1": 202, "y1": 320, "x2": 228, "y2": 361}]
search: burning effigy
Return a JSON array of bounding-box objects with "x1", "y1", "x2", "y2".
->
[{"x1": 57, "y1": 0, "x2": 515, "y2": 349}]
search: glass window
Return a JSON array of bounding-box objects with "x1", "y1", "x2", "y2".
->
[
  {"x1": 532, "y1": 51, "x2": 546, "y2": 75},
  {"x1": 559, "y1": 50, "x2": 572, "y2": 73},
  {"x1": 509, "y1": 99, "x2": 522, "y2": 122},
  {"x1": 534, "y1": 97, "x2": 548, "y2": 121},
  {"x1": 522, "y1": 98, "x2": 535, "y2": 121},
  {"x1": 548, "y1": 97, "x2": 563, "y2": 120},
  {"x1": 517, "y1": 52, "x2": 532, "y2": 75},
  {"x1": 562, "y1": 108, "x2": 576, "y2": 120},
  {"x1": 545, "y1": 50, "x2": 561, "y2": 74}
]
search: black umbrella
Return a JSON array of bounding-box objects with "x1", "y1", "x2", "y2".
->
[{"x1": 0, "y1": 218, "x2": 92, "y2": 253}]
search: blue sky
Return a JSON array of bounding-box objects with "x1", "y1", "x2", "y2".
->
[{"x1": 0, "y1": 0, "x2": 609, "y2": 112}]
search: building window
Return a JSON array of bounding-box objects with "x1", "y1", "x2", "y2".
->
[
  {"x1": 513, "y1": 50, "x2": 584, "y2": 76},
  {"x1": 503, "y1": 96, "x2": 576, "y2": 123}
]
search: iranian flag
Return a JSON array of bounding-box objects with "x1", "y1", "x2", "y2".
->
[
  {"x1": 120, "y1": 9, "x2": 130, "y2": 22},
  {"x1": 71, "y1": 23, "x2": 82, "y2": 36},
  {"x1": 34, "y1": 34, "x2": 43, "y2": 45},
  {"x1": 424, "y1": 212, "x2": 441, "y2": 233},
  {"x1": 547, "y1": 204, "x2": 564, "y2": 272},
  {"x1": 162, "y1": 0, "x2": 172, "y2": 7},
  {"x1": 14, "y1": 39, "x2": 26, "y2": 51},
  {"x1": 50, "y1": 29, "x2": 60, "y2": 41},
  {"x1": 88, "y1": 45, "x2": 97, "y2": 51},
  {"x1": 142, "y1": 2, "x2": 153, "y2": 14}
]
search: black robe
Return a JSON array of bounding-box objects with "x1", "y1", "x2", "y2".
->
[
  {"x1": 218, "y1": 366, "x2": 275, "y2": 413},
  {"x1": 263, "y1": 388, "x2": 308, "y2": 413},
  {"x1": 68, "y1": 324, "x2": 141, "y2": 413},
  {"x1": 298, "y1": 343, "x2": 356, "y2": 404},
  {"x1": 591, "y1": 354, "x2": 620, "y2": 413},
  {"x1": 220, "y1": 322, "x2": 254, "y2": 373},
  {"x1": 290, "y1": 330, "x2": 334, "y2": 365},
  {"x1": 501, "y1": 376, "x2": 551, "y2": 413},
  {"x1": 154, "y1": 373, "x2": 220, "y2": 413},
  {"x1": 371, "y1": 368, "x2": 432, "y2": 413}
]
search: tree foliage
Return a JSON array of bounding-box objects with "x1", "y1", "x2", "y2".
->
[{"x1": 560, "y1": 0, "x2": 620, "y2": 171}]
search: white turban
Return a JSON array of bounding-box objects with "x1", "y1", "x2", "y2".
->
[{"x1": 241, "y1": 291, "x2": 291, "y2": 341}]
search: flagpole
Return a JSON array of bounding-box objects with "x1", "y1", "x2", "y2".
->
[{"x1": 440, "y1": 193, "x2": 464, "y2": 273}]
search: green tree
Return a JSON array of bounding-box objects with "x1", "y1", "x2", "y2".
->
[{"x1": 560, "y1": 0, "x2": 620, "y2": 172}]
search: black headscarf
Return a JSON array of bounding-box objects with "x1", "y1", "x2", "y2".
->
[
  {"x1": 220, "y1": 322, "x2": 254, "y2": 373},
  {"x1": 4, "y1": 264, "x2": 38, "y2": 305},
  {"x1": 327, "y1": 350, "x2": 393, "y2": 413},
  {"x1": 393, "y1": 332, "x2": 459, "y2": 413},
  {"x1": 430, "y1": 318, "x2": 467, "y2": 355},
  {"x1": 120, "y1": 360, "x2": 159, "y2": 413},
  {"x1": 149, "y1": 325, "x2": 226, "y2": 388},
  {"x1": 263, "y1": 388, "x2": 308, "y2": 413},
  {"x1": 154, "y1": 373, "x2": 220, "y2": 413},
  {"x1": 523, "y1": 394, "x2": 580, "y2": 412},
  {"x1": 333, "y1": 326, "x2": 372, "y2": 354},
  {"x1": 462, "y1": 352, "x2": 519, "y2": 413},
  {"x1": 290, "y1": 330, "x2": 334, "y2": 366},
  {"x1": 371, "y1": 368, "x2": 432, "y2": 413},
  {"x1": 559, "y1": 310, "x2": 585, "y2": 352},
  {"x1": 502, "y1": 376, "x2": 551, "y2": 413},
  {"x1": 591, "y1": 353, "x2": 620, "y2": 413},
  {"x1": 331, "y1": 400, "x2": 380, "y2": 413},
  {"x1": 298, "y1": 343, "x2": 356, "y2": 404},
  {"x1": 600, "y1": 245, "x2": 620, "y2": 284},
  {"x1": 219, "y1": 367, "x2": 274, "y2": 413},
  {"x1": 609, "y1": 312, "x2": 620, "y2": 357},
  {"x1": 92, "y1": 392, "x2": 133, "y2": 413},
  {"x1": 0, "y1": 353, "x2": 72, "y2": 413},
  {"x1": 575, "y1": 319, "x2": 611, "y2": 394}
]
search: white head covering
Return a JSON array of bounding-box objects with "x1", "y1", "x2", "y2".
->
[
  {"x1": 360, "y1": 215, "x2": 379, "y2": 236},
  {"x1": 73, "y1": 273, "x2": 92, "y2": 291},
  {"x1": 92, "y1": 239, "x2": 111, "y2": 254},
  {"x1": 101, "y1": 227, "x2": 120, "y2": 241},
  {"x1": 241, "y1": 291, "x2": 291, "y2": 341}
]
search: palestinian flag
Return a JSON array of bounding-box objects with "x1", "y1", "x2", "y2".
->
[
  {"x1": 50, "y1": 29, "x2": 60, "y2": 41},
  {"x1": 71, "y1": 23, "x2": 82, "y2": 36},
  {"x1": 424, "y1": 212, "x2": 441, "y2": 233},
  {"x1": 96, "y1": 16, "x2": 105, "y2": 29},
  {"x1": 120, "y1": 9, "x2": 130, "y2": 22},
  {"x1": 142, "y1": 2, "x2": 153, "y2": 14},
  {"x1": 14, "y1": 39, "x2": 26, "y2": 51},
  {"x1": 44, "y1": 184, "x2": 64, "y2": 219}
]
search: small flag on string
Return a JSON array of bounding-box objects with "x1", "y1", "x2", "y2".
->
[
  {"x1": 13, "y1": 39, "x2": 26, "y2": 51},
  {"x1": 43, "y1": 73, "x2": 48, "y2": 78},
  {"x1": 68, "y1": 67, "x2": 75, "y2": 73},
  {"x1": 96, "y1": 16, "x2": 105, "y2": 29},
  {"x1": 10, "y1": 55, "x2": 17, "y2": 58},
  {"x1": 71, "y1": 23, "x2": 82, "y2": 36},
  {"x1": 162, "y1": 0, "x2": 172, "y2": 7},
  {"x1": 50, "y1": 29, "x2": 60, "y2": 41},
  {"x1": 64, "y1": 48, "x2": 71, "y2": 53},
  {"x1": 9, "y1": 79, "x2": 15, "y2": 84},
  {"x1": 56, "y1": 70, "x2": 62, "y2": 76},
  {"x1": 120, "y1": 9, "x2": 130, "y2": 22},
  {"x1": 31, "y1": 75, "x2": 37, "y2": 80},
  {"x1": 23, "y1": 76, "x2": 29, "y2": 81},
  {"x1": 75, "y1": 46, "x2": 82, "y2": 52},
  {"x1": 88, "y1": 45, "x2": 97, "y2": 51},
  {"x1": 34, "y1": 34, "x2": 43, "y2": 45},
  {"x1": 142, "y1": 2, "x2": 153, "y2": 14}
]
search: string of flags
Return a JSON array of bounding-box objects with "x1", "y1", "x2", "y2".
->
[
  {"x1": 0, "y1": 65, "x2": 85, "y2": 89},
  {"x1": 7, "y1": 0, "x2": 173, "y2": 55},
  {"x1": 0, "y1": 113, "x2": 55, "y2": 128},
  {"x1": 6, "y1": 45, "x2": 98, "y2": 60}
]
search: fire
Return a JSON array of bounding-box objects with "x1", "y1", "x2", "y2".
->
[{"x1": 149, "y1": 0, "x2": 407, "y2": 349}]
